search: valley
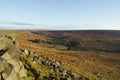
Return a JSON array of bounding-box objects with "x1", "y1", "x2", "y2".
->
[{"x1": 0, "y1": 30, "x2": 120, "y2": 80}]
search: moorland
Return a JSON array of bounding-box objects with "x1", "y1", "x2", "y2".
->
[{"x1": 0, "y1": 30, "x2": 120, "y2": 80}]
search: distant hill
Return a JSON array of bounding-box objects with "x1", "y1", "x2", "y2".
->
[{"x1": 31, "y1": 30, "x2": 120, "y2": 52}]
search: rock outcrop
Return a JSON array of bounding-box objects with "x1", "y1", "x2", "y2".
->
[
  {"x1": 0, "y1": 36, "x2": 26, "y2": 80},
  {"x1": 19, "y1": 49, "x2": 89, "y2": 80}
]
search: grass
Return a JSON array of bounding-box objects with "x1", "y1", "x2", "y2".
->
[
  {"x1": 0, "y1": 30, "x2": 120, "y2": 80},
  {"x1": 19, "y1": 53, "x2": 62, "y2": 80},
  {"x1": 20, "y1": 53, "x2": 51, "y2": 80}
]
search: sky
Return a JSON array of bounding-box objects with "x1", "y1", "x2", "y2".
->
[{"x1": 0, "y1": 0, "x2": 120, "y2": 30}]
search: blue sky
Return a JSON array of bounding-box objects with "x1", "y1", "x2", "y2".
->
[{"x1": 0, "y1": 0, "x2": 120, "y2": 30}]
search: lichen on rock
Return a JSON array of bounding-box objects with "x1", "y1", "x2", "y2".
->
[{"x1": 0, "y1": 36, "x2": 27, "y2": 80}]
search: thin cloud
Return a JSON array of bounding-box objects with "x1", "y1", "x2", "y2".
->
[
  {"x1": 0, "y1": 21, "x2": 36, "y2": 26},
  {"x1": 0, "y1": 26, "x2": 18, "y2": 29},
  {"x1": 0, "y1": 21, "x2": 119, "y2": 30},
  {"x1": 11, "y1": 22, "x2": 36, "y2": 26}
]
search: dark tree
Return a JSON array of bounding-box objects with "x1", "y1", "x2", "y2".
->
[{"x1": 67, "y1": 40, "x2": 81, "y2": 50}]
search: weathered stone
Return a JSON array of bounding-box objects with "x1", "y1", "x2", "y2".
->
[
  {"x1": 19, "y1": 48, "x2": 24, "y2": 53},
  {"x1": 0, "y1": 36, "x2": 27, "y2": 80},
  {"x1": 60, "y1": 77, "x2": 68, "y2": 80},
  {"x1": 59, "y1": 66, "x2": 64, "y2": 73},
  {"x1": 49, "y1": 76, "x2": 56, "y2": 80}
]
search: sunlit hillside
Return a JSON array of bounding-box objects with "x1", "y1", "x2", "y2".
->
[{"x1": 0, "y1": 30, "x2": 120, "y2": 80}]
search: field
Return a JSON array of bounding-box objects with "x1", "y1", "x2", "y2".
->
[{"x1": 0, "y1": 30, "x2": 120, "y2": 80}]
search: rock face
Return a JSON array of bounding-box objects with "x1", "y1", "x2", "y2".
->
[{"x1": 0, "y1": 36, "x2": 26, "y2": 80}]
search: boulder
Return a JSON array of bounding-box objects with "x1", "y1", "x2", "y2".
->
[{"x1": 0, "y1": 36, "x2": 27, "y2": 80}]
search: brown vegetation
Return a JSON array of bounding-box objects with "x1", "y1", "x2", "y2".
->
[{"x1": 0, "y1": 30, "x2": 120, "y2": 80}]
